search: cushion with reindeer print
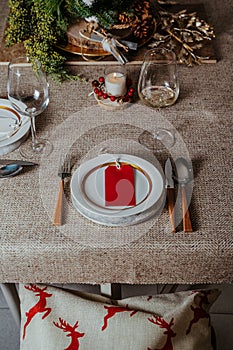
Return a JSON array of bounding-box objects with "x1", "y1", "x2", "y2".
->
[{"x1": 19, "y1": 284, "x2": 220, "y2": 350}]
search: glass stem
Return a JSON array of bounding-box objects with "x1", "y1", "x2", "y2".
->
[{"x1": 30, "y1": 115, "x2": 38, "y2": 149}]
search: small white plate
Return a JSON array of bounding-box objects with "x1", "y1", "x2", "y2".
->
[
  {"x1": 94, "y1": 94, "x2": 131, "y2": 111},
  {"x1": 71, "y1": 153, "x2": 165, "y2": 224},
  {"x1": 0, "y1": 99, "x2": 30, "y2": 155}
]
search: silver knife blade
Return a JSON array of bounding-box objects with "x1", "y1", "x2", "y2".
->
[
  {"x1": 0, "y1": 159, "x2": 38, "y2": 166},
  {"x1": 165, "y1": 158, "x2": 174, "y2": 188}
]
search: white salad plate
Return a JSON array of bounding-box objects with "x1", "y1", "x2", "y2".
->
[
  {"x1": 70, "y1": 153, "x2": 165, "y2": 226},
  {"x1": 0, "y1": 99, "x2": 30, "y2": 156}
]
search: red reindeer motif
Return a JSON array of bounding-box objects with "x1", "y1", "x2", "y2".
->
[
  {"x1": 54, "y1": 318, "x2": 85, "y2": 350},
  {"x1": 186, "y1": 291, "x2": 211, "y2": 334},
  {"x1": 22, "y1": 284, "x2": 52, "y2": 340},
  {"x1": 148, "y1": 316, "x2": 176, "y2": 350},
  {"x1": 102, "y1": 304, "x2": 137, "y2": 331}
]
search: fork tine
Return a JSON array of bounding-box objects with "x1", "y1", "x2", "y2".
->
[
  {"x1": 64, "y1": 154, "x2": 71, "y2": 172},
  {"x1": 58, "y1": 154, "x2": 71, "y2": 178}
]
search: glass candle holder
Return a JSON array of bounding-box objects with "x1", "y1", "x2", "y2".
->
[
  {"x1": 104, "y1": 66, "x2": 127, "y2": 97},
  {"x1": 138, "y1": 48, "x2": 179, "y2": 108}
]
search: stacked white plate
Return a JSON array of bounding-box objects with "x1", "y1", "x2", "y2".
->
[
  {"x1": 0, "y1": 98, "x2": 30, "y2": 156},
  {"x1": 70, "y1": 153, "x2": 165, "y2": 226}
]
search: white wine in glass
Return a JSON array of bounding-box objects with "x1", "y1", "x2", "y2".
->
[
  {"x1": 138, "y1": 48, "x2": 179, "y2": 108},
  {"x1": 7, "y1": 56, "x2": 52, "y2": 159}
]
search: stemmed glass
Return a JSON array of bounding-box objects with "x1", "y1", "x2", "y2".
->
[
  {"x1": 138, "y1": 128, "x2": 175, "y2": 153},
  {"x1": 7, "y1": 56, "x2": 52, "y2": 159},
  {"x1": 152, "y1": 128, "x2": 175, "y2": 150}
]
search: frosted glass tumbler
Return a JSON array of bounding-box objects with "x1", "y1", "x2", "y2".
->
[{"x1": 138, "y1": 48, "x2": 179, "y2": 108}]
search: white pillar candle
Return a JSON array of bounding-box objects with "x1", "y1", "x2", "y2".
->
[{"x1": 105, "y1": 72, "x2": 127, "y2": 97}]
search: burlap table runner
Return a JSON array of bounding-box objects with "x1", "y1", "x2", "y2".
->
[{"x1": 0, "y1": 0, "x2": 232, "y2": 284}]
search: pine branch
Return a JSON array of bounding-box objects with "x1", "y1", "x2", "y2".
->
[
  {"x1": 65, "y1": 0, "x2": 92, "y2": 19},
  {"x1": 34, "y1": 0, "x2": 65, "y2": 15},
  {"x1": 66, "y1": 0, "x2": 138, "y2": 28}
]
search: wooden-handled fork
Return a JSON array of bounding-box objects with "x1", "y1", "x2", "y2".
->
[{"x1": 53, "y1": 156, "x2": 71, "y2": 226}]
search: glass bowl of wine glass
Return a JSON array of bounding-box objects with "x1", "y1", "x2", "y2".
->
[{"x1": 7, "y1": 56, "x2": 52, "y2": 159}]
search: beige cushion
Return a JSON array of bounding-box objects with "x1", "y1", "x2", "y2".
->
[{"x1": 19, "y1": 284, "x2": 220, "y2": 350}]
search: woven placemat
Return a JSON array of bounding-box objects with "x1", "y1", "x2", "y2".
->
[{"x1": 0, "y1": 98, "x2": 232, "y2": 284}]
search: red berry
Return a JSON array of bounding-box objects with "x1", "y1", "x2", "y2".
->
[
  {"x1": 110, "y1": 96, "x2": 116, "y2": 102},
  {"x1": 129, "y1": 87, "x2": 135, "y2": 93},
  {"x1": 98, "y1": 90, "x2": 104, "y2": 97},
  {"x1": 92, "y1": 80, "x2": 99, "y2": 87},
  {"x1": 94, "y1": 88, "x2": 99, "y2": 94},
  {"x1": 123, "y1": 96, "x2": 129, "y2": 102},
  {"x1": 99, "y1": 76, "x2": 105, "y2": 83},
  {"x1": 128, "y1": 91, "x2": 133, "y2": 97},
  {"x1": 103, "y1": 93, "x2": 108, "y2": 99}
]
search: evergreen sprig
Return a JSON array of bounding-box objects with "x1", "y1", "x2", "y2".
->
[
  {"x1": 66, "y1": 0, "x2": 138, "y2": 28},
  {"x1": 66, "y1": 0, "x2": 92, "y2": 20},
  {"x1": 5, "y1": 0, "x2": 138, "y2": 81},
  {"x1": 5, "y1": 0, "x2": 79, "y2": 82},
  {"x1": 5, "y1": 0, "x2": 32, "y2": 44}
]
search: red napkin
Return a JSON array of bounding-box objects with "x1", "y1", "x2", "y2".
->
[{"x1": 105, "y1": 164, "x2": 136, "y2": 206}]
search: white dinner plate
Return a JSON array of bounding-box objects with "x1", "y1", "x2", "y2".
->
[
  {"x1": 71, "y1": 153, "x2": 165, "y2": 225},
  {"x1": 0, "y1": 99, "x2": 30, "y2": 155}
]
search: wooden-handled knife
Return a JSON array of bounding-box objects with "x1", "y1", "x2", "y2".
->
[
  {"x1": 165, "y1": 158, "x2": 176, "y2": 233},
  {"x1": 175, "y1": 157, "x2": 193, "y2": 233}
]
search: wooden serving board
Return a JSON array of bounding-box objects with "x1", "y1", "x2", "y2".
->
[{"x1": 0, "y1": 3, "x2": 217, "y2": 65}]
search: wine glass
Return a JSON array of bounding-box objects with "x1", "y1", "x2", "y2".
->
[
  {"x1": 7, "y1": 56, "x2": 52, "y2": 159},
  {"x1": 138, "y1": 48, "x2": 179, "y2": 108},
  {"x1": 152, "y1": 128, "x2": 175, "y2": 150}
]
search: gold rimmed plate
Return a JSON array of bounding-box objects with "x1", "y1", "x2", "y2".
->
[
  {"x1": 0, "y1": 99, "x2": 30, "y2": 156},
  {"x1": 70, "y1": 153, "x2": 165, "y2": 224},
  {"x1": 57, "y1": 42, "x2": 110, "y2": 57},
  {"x1": 0, "y1": 104, "x2": 22, "y2": 142}
]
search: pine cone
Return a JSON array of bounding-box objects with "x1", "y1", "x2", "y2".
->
[
  {"x1": 133, "y1": 21, "x2": 151, "y2": 38},
  {"x1": 118, "y1": 0, "x2": 155, "y2": 39},
  {"x1": 118, "y1": 13, "x2": 132, "y2": 24}
]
